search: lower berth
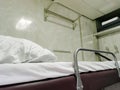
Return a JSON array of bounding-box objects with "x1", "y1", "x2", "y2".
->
[
  {"x1": 0, "y1": 61, "x2": 120, "y2": 90},
  {"x1": 0, "y1": 48, "x2": 120, "y2": 90},
  {"x1": 0, "y1": 69, "x2": 120, "y2": 90},
  {"x1": 0, "y1": 36, "x2": 120, "y2": 90}
]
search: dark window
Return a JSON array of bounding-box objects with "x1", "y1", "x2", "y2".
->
[{"x1": 96, "y1": 9, "x2": 120, "y2": 32}]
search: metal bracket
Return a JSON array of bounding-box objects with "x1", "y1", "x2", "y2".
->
[{"x1": 44, "y1": 2, "x2": 80, "y2": 30}]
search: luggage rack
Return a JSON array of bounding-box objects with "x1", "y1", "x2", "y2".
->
[
  {"x1": 73, "y1": 48, "x2": 120, "y2": 90},
  {"x1": 44, "y1": 2, "x2": 80, "y2": 30}
]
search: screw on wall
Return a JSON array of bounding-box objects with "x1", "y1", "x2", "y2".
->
[
  {"x1": 105, "y1": 47, "x2": 110, "y2": 52},
  {"x1": 114, "y1": 45, "x2": 119, "y2": 54},
  {"x1": 105, "y1": 47, "x2": 110, "y2": 56}
]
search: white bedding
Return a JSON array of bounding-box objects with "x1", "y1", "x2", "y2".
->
[
  {"x1": 0, "y1": 35, "x2": 57, "y2": 63},
  {"x1": 0, "y1": 61, "x2": 119, "y2": 86}
]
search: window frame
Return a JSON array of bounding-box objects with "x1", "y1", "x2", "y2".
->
[{"x1": 96, "y1": 9, "x2": 120, "y2": 32}]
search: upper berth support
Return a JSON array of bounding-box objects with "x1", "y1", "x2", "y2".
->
[{"x1": 73, "y1": 48, "x2": 120, "y2": 90}]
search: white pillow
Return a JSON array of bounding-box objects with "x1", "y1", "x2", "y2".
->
[
  {"x1": 0, "y1": 35, "x2": 57, "y2": 64},
  {"x1": 21, "y1": 39, "x2": 57, "y2": 63}
]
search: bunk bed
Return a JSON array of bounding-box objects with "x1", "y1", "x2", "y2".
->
[
  {"x1": 0, "y1": 36, "x2": 120, "y2": 90},
  {"x1": 0, "y1": 49, "x2": 120, "y2": 90}
]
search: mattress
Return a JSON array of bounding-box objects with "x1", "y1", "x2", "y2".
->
[
  {"x1": 0, "y1": 61, "x2": 120, "y2": 86},
  {"x1": 0, "y1": 69, "x2": 120, "y2": 90}
]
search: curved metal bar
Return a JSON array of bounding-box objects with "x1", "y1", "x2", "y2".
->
[
  {"x1": 73, "y1": 48, "x2": 120, "y2": 90},
  {"x1": 73, "y1": 49, "x2": 83, "y2": 90}
]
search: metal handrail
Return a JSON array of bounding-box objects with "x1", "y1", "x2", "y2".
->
[{"x1": 73, "y1": 48, "x2": 120, "y2": 90}]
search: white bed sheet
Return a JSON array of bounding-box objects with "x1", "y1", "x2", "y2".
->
[{"x1": 0, "y1": 61, "x2": 119, "y2": 86}]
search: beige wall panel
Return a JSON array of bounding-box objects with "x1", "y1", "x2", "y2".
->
[
  {"x1": 80, "y1": 16, "x2": 97, "y2": 61},
  {"x1": 98, "y1": 28, "x2": 120, "y2": 61},
  {"x1": 0, "y1": 0, "x2": 82, "y2": 61}
]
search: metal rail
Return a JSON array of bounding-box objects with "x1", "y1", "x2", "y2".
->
[{"x1": 73, "y1": 48, "x2": 120, "y2": 90}]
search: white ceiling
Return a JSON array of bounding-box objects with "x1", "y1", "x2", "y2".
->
[{"x1": 55, "y1": 0, "x2": 120, "y2": 20}]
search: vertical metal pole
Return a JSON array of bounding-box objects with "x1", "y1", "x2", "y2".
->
[
  {"x1": 73, "y1": 49, "x2": 83, "y2": 90},
  {"x1": 78, "y1": 17, "x2": 84, "y2": 61},
  {"x1": 112, "y1": 54, "x2": 120, "y2": 77}
]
